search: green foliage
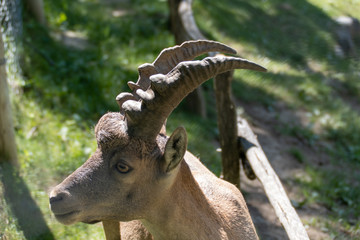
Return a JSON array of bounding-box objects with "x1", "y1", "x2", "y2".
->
[
  {"x1": 288, "y1": 147, "x2": 305, "y2": 163},
  {"x1": 297, "y1": 164, "x2": 360, "y2": 236},
  {"x1": 299, "y1": 166, "x2": 359, "y2": 214},
  {"x1": 1, "y1": 0, "x2": 359, "y2": 238}
]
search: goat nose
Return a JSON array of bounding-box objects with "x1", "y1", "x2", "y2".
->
[
  {"x1": 49, "y1": 191, "x2": 69, "y2": 205},
  {"x1": 49, "y1": 194, "x2": 63, "y2": 204}
]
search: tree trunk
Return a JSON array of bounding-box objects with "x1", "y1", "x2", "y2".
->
[{"x1": 0, "y1": 31, "x2": 18, "y2": 167}]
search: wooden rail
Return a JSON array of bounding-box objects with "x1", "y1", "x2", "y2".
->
[{"x1": 238, "y1": 119, "x2": 309, "y2": 239}]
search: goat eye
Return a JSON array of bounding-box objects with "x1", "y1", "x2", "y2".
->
[{"x1": 116, "y1": 162, "x2": 131, "y2": 174}]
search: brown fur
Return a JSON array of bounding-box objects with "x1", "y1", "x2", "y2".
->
[
  {"x1": 49, "y1": 40, "x2": 265, "y2": 239},
  {"x1": 49, "y1": 112, "x2": 258, "y2": 239}
]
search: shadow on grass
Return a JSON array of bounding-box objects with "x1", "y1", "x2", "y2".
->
[
  {"x1": 197, "y1": 0, "x2": 338, "y2": 69},
  {"x1": 0, "y1": 163, "x2": 54, "y2": 240},
  {"x1": 22, "y1": 22, "x2": 116, "y2": 122},
  {"x1": 21, "y1": 0, "x2": 171, "y2": 123}
]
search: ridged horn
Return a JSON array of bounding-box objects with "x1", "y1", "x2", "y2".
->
[
  {"x1": 123, "y1": 55, "x2": 266, "y2": 140},
  {"x1": 152, "y1": 40, "x2": 237, "y2": 74},
  {"x1": 132, "y1": 40, "x2": 237, "y2": 92}
]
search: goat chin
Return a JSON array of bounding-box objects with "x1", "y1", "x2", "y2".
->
[
  {"x1": 53, "y1": 211, "x2": 80, "y2": 225},
  {"x1": 55, "y1": 211, "x2": 101, "y2": 225},
  {"x1": 82, "y1": 220, "x2": 101, "y2": 225}
]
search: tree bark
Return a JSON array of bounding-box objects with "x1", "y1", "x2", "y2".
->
[{"x1": 0, "y1": 31, "x2": 18, "y2": 167}]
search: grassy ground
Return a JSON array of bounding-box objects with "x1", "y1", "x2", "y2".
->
[{"x1": 1, "y1": 0, "x2": 359, "y2": 239}]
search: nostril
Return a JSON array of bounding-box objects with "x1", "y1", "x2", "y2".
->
[
  {"x1": 49, "y1": 195, "x2": 62, "y2": 204},
  {"x1": 49, "y1": 192, "x2": 66, "y2": 204}
]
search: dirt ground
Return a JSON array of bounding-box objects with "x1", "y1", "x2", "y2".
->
[{"x1": 238, "y1": 101, "x2": 332, "y2": 239}]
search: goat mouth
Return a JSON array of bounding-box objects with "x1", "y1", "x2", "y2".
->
[
  {"x1": 82, "y1": 220, "x2": 101, "y2": 224},
  {"x1": 54, "y1": 210, "x2": 80, "y2": 224}
]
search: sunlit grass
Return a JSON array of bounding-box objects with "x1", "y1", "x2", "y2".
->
[{"x1": 1, "y1": 0, "x2": 360, "y2": 238}]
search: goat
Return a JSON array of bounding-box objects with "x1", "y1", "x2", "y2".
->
[{"x1": 49, "y1": 40, "x2": 266, "y2": 239}]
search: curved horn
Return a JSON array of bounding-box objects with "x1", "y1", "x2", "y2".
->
[
  {"x1": 123, "y1": 55, "x2": 266, "y2": 140},
  {"x1": 131, "y1": 40, "x2": 237, "y2": 92},
  {"x1": 152, "y1": 40, "x2": 237, "y2": 74}
]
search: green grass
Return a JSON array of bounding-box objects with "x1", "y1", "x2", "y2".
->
[
  {"x1": 193, "y1": 0, "x2": 360, "y2": 236},
  {"x1": 1, "y1": 0, "x2": 360, "y2": 238}
]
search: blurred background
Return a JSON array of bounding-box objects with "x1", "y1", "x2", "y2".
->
[{"x1": 0, "y1": 0, "x2": 359, "y2": 239}]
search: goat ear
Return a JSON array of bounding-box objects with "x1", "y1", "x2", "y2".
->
[{"x1": 163, "y1": 127, "x2": 188, "y2": 173}]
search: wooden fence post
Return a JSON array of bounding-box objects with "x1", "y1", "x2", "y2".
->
[
  {"x1": 168, "y1": 0, "x2": 240, "y2": 185},
  {"x1": 168, "y1": 0, "x2": 207, "y2": 118},
  {"x1": 214, "y1": 70, "x2": 240, "y2": 186}
]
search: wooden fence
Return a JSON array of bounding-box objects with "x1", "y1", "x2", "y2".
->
[{"x1": 168, "y1": 0, "x2": 310, "y2": 239}]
